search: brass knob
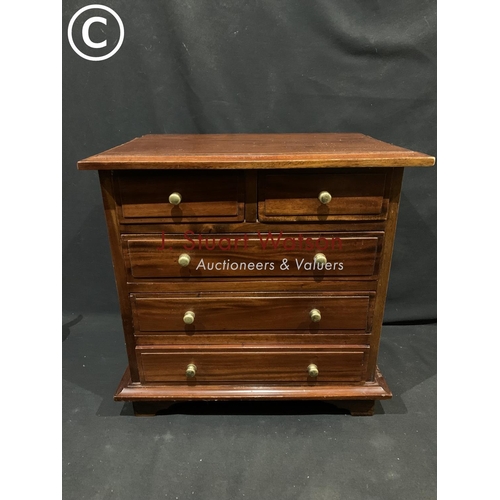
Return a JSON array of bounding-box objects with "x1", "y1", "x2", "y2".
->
[
  {"x1": 169, "y1": 192, "x2": 182, "y2": 205},
  {"x1": 178, "y1": 253, "x2": 191, "y2": 267},
  {"x1": 183, "y1": 311, "x2": 195, "y2": 324},
  {"x1": 318, "y1": 191, "x2": 332, "y2": 204},
  {"x1": 186, "y1": 363, "x2": 197, "y2": 378},
  {"x1": 307, "y1": 364, "x2": 319, "y2": 378},
  {"x1": 314, "y1": 253, "x2": 327, "y2": 265},
  {"x1": 309, "y1": 308, "x2": 322, "y2": 322}
]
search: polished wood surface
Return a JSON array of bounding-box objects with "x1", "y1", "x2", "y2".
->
[
  {"x1": 126, "y1": 279, "x2": 379, "y2": 293},
  {"x1": 259, "y1": 171, "x2": 387, "y2": 220},
  {"x1": 78, "y1": 133, "x2": 435, "y2": 169},
  {"x1": 98, "y1": 171, "x2": 140, "y2": 380},
  {"x1": 114, "y1": 366, "x2": 392, "y2": 401},
  {"x1": 78, "y1": 134, "x2": 433, "y2": 415},
  {"x1": 130, "y1": 292, "x2": 373, "y2": 332},
  {"x1": 134, "y1": 332, "x2": 371, "y2": 345},
  {"x1": 124, "y1": 232, "x2": 382, "y2": 278},
  {"x1": 118, "y1": 221, "x2": 389, "y2": 234},
  {"x1": 365, "y1": 168, "x2": 404, "y2": 377},
  {"x1": 117, "y1": 170, "x2": 244, "y2": 222},
  {"x1": 136, "y1": 346, "x2": 368, "y2": 383}
]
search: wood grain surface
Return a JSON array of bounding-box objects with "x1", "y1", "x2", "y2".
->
[
  {"x1": 78, "y1": 133, "x2": 435, "y2": 169},
  {"x1": 81, "y1": 134, "x2": 435, "y2": 410},
  {"x1": 114, "y1": 366, "x2": 392, "y2": 402},
  {"x1": 136, "y1": 347, "x2": 368, "y2": 383},
  {"x1": 259, "y1": 171, "x2": 387, "y2": 220},
  {"x1": 123, "y1": 232, "x2": 382, "y2": 278},
  {"x1": 117, "y1": 170, "x2": 245, "y2": 222},
  {"x1": 130, "y1": 292, "x2": 373, "y2": 332}
]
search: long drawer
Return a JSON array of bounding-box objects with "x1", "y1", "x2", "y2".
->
[
  {"x1": 123, "y1": 232, "x2": 383, "y2": 279},
  {"x1": 136, "y1": 346, "x2": 369, "y2": 383},
  {"x1": 130, "y1": 292, "x2": 374, "y2": 332}
]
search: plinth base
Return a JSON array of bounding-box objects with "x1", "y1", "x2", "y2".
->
[{"x1": 115, "y1": 367, "x2": 391, "y2": 417}]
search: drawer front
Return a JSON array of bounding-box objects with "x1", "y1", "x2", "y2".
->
[
  {"x1": 258, "y1": 172, "x2": 387, "y2": 221},
  {"x1": 131, "y1": 293, "x2": 372, "y2": 332},
  {"x1": 137, "y1": 348, "x2": 368, "y2": 383},
  {"x1": 124, "y1": 232, "x2": 382, "y2": 278},
  {"x1": 116, "y1": 171, "x2": 244, "y2": 222}
]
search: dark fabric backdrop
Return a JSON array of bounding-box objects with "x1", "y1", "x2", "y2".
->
[{"x1": 63, "y1": 0, "x2": 436, "y2": 323}]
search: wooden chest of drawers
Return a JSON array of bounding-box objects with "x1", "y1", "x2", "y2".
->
[{"x1": 78, "y1": 133, "x2": 434, "y2": 416}]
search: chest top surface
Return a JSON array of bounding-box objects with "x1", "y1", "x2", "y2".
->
[{"x1": 77, "y1": 133, "x2": 435, "y2": 170}]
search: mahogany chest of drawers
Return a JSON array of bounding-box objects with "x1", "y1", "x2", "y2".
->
[{"x1": 78, "y1": 133, "x2": 434, "y2": 416}]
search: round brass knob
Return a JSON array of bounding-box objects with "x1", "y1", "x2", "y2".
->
[
  {"x1": 309, "y1": 308, "x2": 322, "y2": 322},
  {"x1": 169, "y1": 192, "x2": 182, "y2": 205},
  {"x1": 307, "y1": 364, "x2": 319, "y2": 378},
  {"x1": 183, "y1": 311, "x2": 195, "y2": 324},
  {"x1": 186, "y1": 363, "x2": 197, "y2": 378},
  {"x1": 178, "y1": 253, "x2": 191, "y2": 267},
  {"x1": 318, "y1": 191, "x2": 332, "y2": 204},
  {"x1": 314, "y1": 253, "x2": 327, "y2": 265}
]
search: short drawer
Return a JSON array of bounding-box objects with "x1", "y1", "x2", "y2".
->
[
  {"x1": 131, "y1": 292, "x2": 373, "y2": 332},
  {"x1": 116, "y1": 170, "x2": 245, "y2": 222},
  {"x1": 123, "y1": 232, "x2": 382, "y2": 278},
  {"x1": 137, "y1": 347, "x2": 368, "y2": 383},
  {"x1": 258, "y1": 171, "x2": 387, "y2": 221}
]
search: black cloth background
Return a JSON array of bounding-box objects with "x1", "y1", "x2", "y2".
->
[{"x1": 62, "y1": 0, "x2": 436, "y2": 323}]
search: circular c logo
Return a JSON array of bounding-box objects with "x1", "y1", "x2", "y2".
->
[{"x1": 68, "y1": 5, "x2": 124, "y2": 61}]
